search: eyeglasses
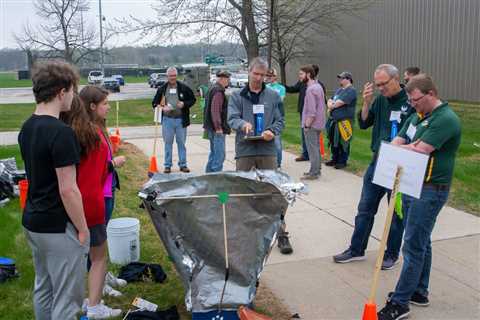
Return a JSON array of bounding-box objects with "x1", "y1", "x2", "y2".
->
[
  {"x1": 408, "y1": 94, "x2": 427, "y2": 104},
  {"x1": 375, "y1": 77, "x2": 393, "y2": 88}
]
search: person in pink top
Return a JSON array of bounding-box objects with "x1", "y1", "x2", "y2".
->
[{"x1": 301, "y1": 65, "x2": 326, "y2": 180}]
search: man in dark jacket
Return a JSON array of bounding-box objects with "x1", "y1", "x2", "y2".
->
[
  {"x1": 152, "y1": 67, "x2": 196, "y2": 173},
  {"x1": 203, "y1": 70, "x2": 231, "y2": 172}
]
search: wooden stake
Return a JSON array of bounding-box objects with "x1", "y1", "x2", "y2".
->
[{"x1": 367, "y1": 166, "x2": 403, "y2": 303}]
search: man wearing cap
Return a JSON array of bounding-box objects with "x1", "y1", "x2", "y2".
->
[
  {"x1": 266, "y1": 68, "x2": 286, "y2": 168},
  {"x1": 378, "y1": 74, "x2": 461, "y2": 320},
  {"x1": 326, "y1": 71, "x2": 357, "y2": 169},
  {"x1": 333, "y1": 64, "x2": 414, "y2": 270},
  {"x1": 203, "y1": 70, "x2": 231, "y2": 172}
]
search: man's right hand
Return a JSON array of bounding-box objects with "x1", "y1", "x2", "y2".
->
[
  {"x1": 78, "y1": 229, "x2": 90, "y2": 246},
  {"x1": 242, "y1": 122, "x2": 253, "y2": 135},
  {"x1": 362, "y1": 82, "x2": 374, "y2": 107}
]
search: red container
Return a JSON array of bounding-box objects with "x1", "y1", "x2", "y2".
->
[{"x1": 18, "y1": 179, "x2": 28, "y2": 210}]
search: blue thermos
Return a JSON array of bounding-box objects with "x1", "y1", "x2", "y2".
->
[
  {"x1": 254, "y1": 112, "x2": 264, "y2": 136},
  {"x1": 390, "y1": 120, "x2": 398, "y2": 140}
]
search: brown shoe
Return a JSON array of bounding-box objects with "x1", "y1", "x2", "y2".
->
[
  {"x1": 295, "y1": 156, "x2": 309, "y2": 162},
  {"x1": 180, "y1": 166, "x2": 190, "y2": 173},
  {"x1": 163, "y1": 167, "x2": 171, "y2": 174}
]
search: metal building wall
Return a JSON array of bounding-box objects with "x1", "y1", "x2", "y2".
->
[{"x1": 287, "y1": 0, "x2": 480, "y2": 101}]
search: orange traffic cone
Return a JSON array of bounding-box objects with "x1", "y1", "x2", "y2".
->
[
  {"x1": 362, "y1": 302, "x2": 377, "y2": 320},
  {"x1": 238, "y1": 306, "x2": 272, "y2": 320},
  {"x1": 115, "y1": 128, "x2": 121, "y2": 140},
  {"x1": 110, "y1": 134, "x2": 120, "y2": 154},
  {"x1": 18, "y1": 179, "x2": 28, "y2": 210},
  {"x1": 148, "y1": 156, "x2": 158, "y2": 177}
]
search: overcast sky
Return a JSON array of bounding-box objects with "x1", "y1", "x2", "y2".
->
[{"x1": 0, "y1": 0, "x2": 174, "y2": 49}]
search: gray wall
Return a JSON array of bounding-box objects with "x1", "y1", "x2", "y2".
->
[{"x1": 287, "y1": 0, "x2": 480, "y2": 102}]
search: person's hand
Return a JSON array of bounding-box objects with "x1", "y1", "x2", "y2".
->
[
  {"x1": 242, "y1": 122, "x2": 253, "y2": 135},
  {"x1": 362, "y1": 82, "x2": 374, "y2": 106},
  {"x1": 78, "y1": 229, "x2": 90, "y2": 246},
  {"x1": 327, "y1": 99, "x2": 334, "y2": 110},
  {"x1": 215, "y1": 129, "x2": 223, "y2": 134},
  {"x1": 262, "y1": 130, "x2": 275, "y2": 141},
  {"x1": 176, "y1": 101, "x2": 184, "y2": 109},
  {"x1": 163, "y1": 104, "x2": 173, "y2": 112},
  {"x1": 113, "y1": 156, "x2": 126, "y2": 168}
]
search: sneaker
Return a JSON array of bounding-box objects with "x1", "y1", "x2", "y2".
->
[
  {"x1": 377, "y1": 301, "x2": 410, "y2": 320},
  {"x1": 180, "y1": 166, "x2": 190, "y2": 173},
  {"x1": 325, "y1": 160, "x2": 336, "y2": 167},
  {"x1": 102, "y1": 284, "x2": 122, "y2": 297},
  {"x1": 333, "y1": 249, "x2": 366, "y2": 263},
  {"x1": 334, "y1": 163, "x2": 347, "y2": 169},
  {"x1": 277, "y1": 232, "x2": 293, "y2": 254},
  {"x1": 87, "y1": 303, "x2": 122, "y2": 319},
  {"x1": 295, "y1": 156, "x2": 309, "y2": 162},
  {"x1": 300, "y1": 174, "x2": 319, "y2": 180},
  {"x1": 105, "y1": 271, "x2": 127, "y2": 288},
  {"x1": 163, "y1": 167, "x2": 171, "y2": 174},
  {"x1": 82, "y1": 299, "x2": 104, "y2": 314},
  {"x1": 382, "y1": 256, "x2": 400, "y2": 270},
  {"x1": 387, "y1": 291, "x2": 430, "y2": 307}
]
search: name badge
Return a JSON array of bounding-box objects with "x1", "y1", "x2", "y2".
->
[
  {"x1": 406, "y1": 123, "x2": 417, "y2": 140},
  {"x1": 169, "y1": 88, "x2": 177, "y2": 95},
  {"x1": 390, "y1": 111, "x2": 402, "y2": 123},
  {"x1": 253, "y1": 104, "x2": 264, "y2": 114}
]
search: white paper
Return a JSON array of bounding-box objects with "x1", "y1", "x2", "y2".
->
[
  {"x1": 372, "y1": 142, "x2": 429, "y2": 198},
  {"x1": 406, "y1": 123, "x2": 417, "y2": 140},
  {"x1": 154, "y1": 107, "x2": 162, "y2": 123},
  {"x1": 389, "y1": 111, "x2": 402, "y2": 122},
  {"x1": 253, "y1": 104, "x2": 264, "y2": 114}
]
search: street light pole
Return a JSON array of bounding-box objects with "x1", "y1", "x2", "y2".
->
[{"x1": 98, "y1": 0, "x2": 104, "y2": 73}]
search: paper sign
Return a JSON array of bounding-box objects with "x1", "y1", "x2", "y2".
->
[
  {"x1": 253, "y1": 104, "x2": 264, "y2": 114},
  {"x1": 154, "y1": 107, "x2": 162, "y2": 123},
  {"x1": 406, "y1": 123, "x2": 417, "y2": 140},
  {"x1": 372, "y1": 142, "x2": 429, "y2": 198},
  {"x1": 389, "y1": 111, "x2": 402, "y2": 122}
]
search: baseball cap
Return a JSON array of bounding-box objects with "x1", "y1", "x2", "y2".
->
[
  {"x1": 216, "y1": 70, "x2": 231, "y2": 78},
  {"x1": 337, "y1": 71, "x2": 353, "y2": 81}
]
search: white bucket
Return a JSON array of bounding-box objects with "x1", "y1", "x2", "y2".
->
[{"x1": 107, "y1": 217, "x2": 140, "y2": 265}]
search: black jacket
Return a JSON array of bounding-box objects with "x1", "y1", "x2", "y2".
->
[
  {"x1": 152, "y1": 81, "x2": 196, "y2": 127},
  {"x1": 203, "y1": 83, "x2": 231, "y2": 134}
]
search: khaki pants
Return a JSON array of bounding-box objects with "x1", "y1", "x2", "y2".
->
[{"x1": 235, "y1": 156, "x2": 277, "y2": 171}]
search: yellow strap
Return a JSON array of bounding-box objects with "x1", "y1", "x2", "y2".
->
[{"x1": 425, "y1": 156, "x2": 434, "y2": 182}]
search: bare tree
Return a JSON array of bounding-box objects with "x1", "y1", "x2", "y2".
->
[
  {"x1": 15, "y1": 0, "x2": 103, "y2": 65},
  {"x1": 272, "y1": 0, "x2": 375, "y2": 84},
  {"x1": 118, "y1": 0, "x2": 271, "y2": 62}
]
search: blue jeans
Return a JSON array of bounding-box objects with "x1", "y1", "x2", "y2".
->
[
  {"x1": 162, "y1": 117, "x2": 187, "y2": 168},
  {"x1": 205, "y1": 130, "x2": 226, "y2": 173},
  {"x1": 349, "y1": 160, "x2": 404, "y2": 259},
  {"x1": 332, "y1": 144, "x2": 350, "y2": 165},
  {"x1": 300, "y1": 113, "x2": 309, "y2": 159},
  {"x1": 391, "y1": 186, "x2": 449, "y2": 306},
  {"x1": 275, "y1": 136, "x2": 282, "y2": 168}
]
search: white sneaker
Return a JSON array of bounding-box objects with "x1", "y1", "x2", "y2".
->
[
  {"x1": 102, "y1": 284, "x2": 122, "y2": 297},
  {"x1": 82, "y1": 298, "x2": 105, "y2": 313},
  {"x1": 105, "y1": 271, "x2": 127, "y2": 288},
  {"x1": 87, "y1": 303, "x2": 122, "y2": 319}
]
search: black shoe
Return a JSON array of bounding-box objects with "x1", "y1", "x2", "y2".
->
[
  {"x1": 295, "y1": 156, "x2": 309, "y2": 162},
  {"x1": 325, "y1": 160, "x2": 336, "y2": 167},
  {"x1": 180, "y1": 166, "x2": 190, "y2": 173},
  {"x1": 381, "y1": 256, "x2": 400, "y2": 270},
  {"x1": 163, "y1": 167, "x2": 171, "y2": 174},
  {"x1": 277, "y1": 232, "x2": 293, "y2": 254},
  {"x1": 387, "y1": 291, "x2": 430, "y2": 307},
  {"x1": 378, "y1": 301, "x2": 410, "y2": 320},
  {"x1": 333, "y1": 249, "x2": 366, "y2": 263},
  {"x1": 334, "y1": 163, "x2": 347, "y2": 169}
]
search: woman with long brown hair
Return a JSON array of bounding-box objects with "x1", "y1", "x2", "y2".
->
[{"x1": 61, "y1": 86, "x2": 123, "y2": 318}]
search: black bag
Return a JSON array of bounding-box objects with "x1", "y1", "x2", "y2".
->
[
  {"x1": 125, "y1": 306, "x2": 179, "y2": 320},
  {"x1": 118, "y1": 262, "x2": 167, "y2": 283}
]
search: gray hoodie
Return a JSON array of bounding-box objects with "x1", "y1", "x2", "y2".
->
[{"x1": 227, "y1": 83, "x2": 285, "y2": 159}]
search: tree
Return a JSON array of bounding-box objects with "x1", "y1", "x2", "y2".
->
[
  {"x1": 118, "y1": 0, "x2": 270, "y2": 62},
  {"x1": 272, "y1": 0, "x2": 374, "y2": 84},
  {"x1": 15, "y1": 0, "x2": 103, "y2": 65}
]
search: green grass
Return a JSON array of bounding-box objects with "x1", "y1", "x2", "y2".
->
[{"x1": 0, "y1": 72, "x2": 148, "y2": 88}]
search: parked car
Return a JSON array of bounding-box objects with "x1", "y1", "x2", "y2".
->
[
  {"x1": 102, "y1": 77, "x2": 120, "y2": 92},
  {"x1": 148, "y1": 73, "x2": 168, "y2": 88},
  {"x1": 230, "y1": 72, "x2": 248, "y2": 88},
  {"x1": 88, "y1": 70, "x2": 104, "y2": 85},
  {"x1": 112, "y1": 74, "x2": 125, "y2": 86}
]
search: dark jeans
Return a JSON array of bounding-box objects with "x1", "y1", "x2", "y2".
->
[
  {"x1": 349, "y1": 160, "x2": 404, "y2": 259},
  {"x1": 331, "y1": 144, "x2": 350, "y2": 165},
  {"x1": 300, "y1": 113, "x2": 309, "y2": 159},
  {"x1": 391, "y1": 186, "x2": 449, "y2": 306},
  {"x1": 205, "y1": 130, "x2": 226, "y2": 173}
]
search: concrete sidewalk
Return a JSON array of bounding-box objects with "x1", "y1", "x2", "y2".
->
[{"x1": 128, "y1": 132, "x2": 479, "y2": 320}]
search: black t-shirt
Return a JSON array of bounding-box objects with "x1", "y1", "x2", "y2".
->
[{"x1": 18, "y1": 115, "x2": 81, "y2": 233}]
